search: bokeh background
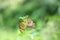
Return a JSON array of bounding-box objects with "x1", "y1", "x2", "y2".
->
[{"x1": 0, "y1": 0, "x2": 60, "y2": 40}]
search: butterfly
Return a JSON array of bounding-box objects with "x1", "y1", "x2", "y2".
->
[{"x1": 19, "y1": 16, "x2": 35, "y2": 32}]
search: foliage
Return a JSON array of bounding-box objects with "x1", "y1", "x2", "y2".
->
[{"x1": 0, "y1": 0, "x2": 60, "y2": 40}]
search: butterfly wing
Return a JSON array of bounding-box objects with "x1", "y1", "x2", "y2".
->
[{"x1": 27, "y1": 18, "x2": 36, "y2": 29}]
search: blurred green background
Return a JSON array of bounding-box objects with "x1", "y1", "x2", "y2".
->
[{"x1": 0, "y1": 0, "x2": 60, "y2": 40}]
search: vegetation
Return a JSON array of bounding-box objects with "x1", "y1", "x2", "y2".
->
[{"x1": 0, "y1": 0, "x2": 60, "y2": 40}]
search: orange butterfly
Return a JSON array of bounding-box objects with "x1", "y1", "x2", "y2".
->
[{"x1": 19, "y1": 16, "x2": 35, "y2": 32}]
